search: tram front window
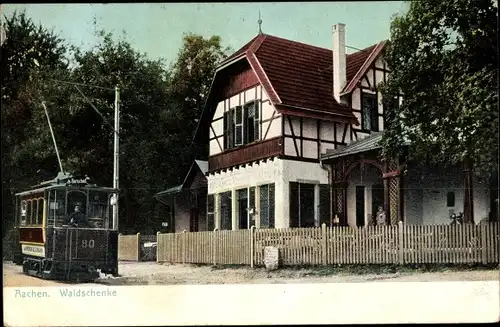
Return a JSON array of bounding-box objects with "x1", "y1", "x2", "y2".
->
[
  {"x1": 67, "y1": 190, "x2": 93, "y2": 228},
  {"x1": 88, "y1": 191, "x2": 110, "y2": 228}
]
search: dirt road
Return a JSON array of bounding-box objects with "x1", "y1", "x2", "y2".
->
[{"x1": 3, "y1": 261, "x2": 499, "y2": 287}]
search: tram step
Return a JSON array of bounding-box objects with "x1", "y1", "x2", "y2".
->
[{"x1": 27, "y1": 269, "x2": 39, "y2": 276}]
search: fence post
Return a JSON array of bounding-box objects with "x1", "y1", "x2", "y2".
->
[
  {"x1": 213, "y1": 228, "x2": 218, "y2": 266},
  {"x1": 250, "y1": 226, "x2": 256, "y2": 268},
  {"x1": 481, "y1": 222, "x2": 488, "y2": 265},
  {"x1": 322, "y1": 223, "x2": 327, "y2": 265},
  {"x1": 182, "y1": 230, "x2": 187, "y2": 264},
  {"x1": 118, "y1": 233, "x2": 122, "y2": 262},
  {"x1": 156, "y1": 231, "x2": 160, "y2": 263},
  {"x1": 398, "y1": 221, "x2": 404, "y2": 265},
  {"x1": 136, "y1": 232, "x2": 141, "y2": 262}
]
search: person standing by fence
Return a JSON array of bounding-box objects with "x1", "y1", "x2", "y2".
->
[{"x1": 376, "y1": 206, "x2": 386, "y2": 226}]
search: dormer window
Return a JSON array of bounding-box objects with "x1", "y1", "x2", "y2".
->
[
  {"x1": 223, "y1": 100, "x2": 260, "y2": 150},
  {"x1": 361, "y1": 92, "x2": 379, "y2": 132}
]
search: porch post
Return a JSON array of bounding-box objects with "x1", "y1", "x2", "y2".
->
[
  {"x1": 383, "y1": 160, "x2": 390, "y2": 223},
  {"x1": 383, "y1": 157, "x2": 402, "y2": 225},
  {"x1": 463, "y1": 159, "x2": 474, "y2": 224}
]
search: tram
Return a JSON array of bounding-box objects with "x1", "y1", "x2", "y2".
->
[{"x1": 13, "y1": 172, "x2": 119, "y2": 282}]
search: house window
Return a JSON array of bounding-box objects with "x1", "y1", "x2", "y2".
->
[
  {"x1": 447, "y1": 192, "x2": 455, "y2": 207},
  {"x1": 244, "y1": 101, "x2": 260, "y2": 143},
  {"x1": 361, "y1": 92, "x2": 379, "y2": 132},
  {"x1": 290, "y1": 182, "x2": 316, "y2": 227},
  {"x1": 206, "y1": 194, "x2": 215, "y2": 231},
  {"x1": 223, "y1": 100, "x2": 260, "y2": 150},
  {"x1": 259, "y1": 184, "x2": 275, "y2": 228},
  {"x1": 219, "y1": 191, "x2": 232, "y2": 230},
  {"x1": 319, "y1": 184, "x2": 330, "y2": 226}
]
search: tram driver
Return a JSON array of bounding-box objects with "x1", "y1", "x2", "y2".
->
[{"x1": 69, "y1": 202, "x2": 93, "y2": 228}]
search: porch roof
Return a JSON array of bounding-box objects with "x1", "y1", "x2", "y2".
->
[
  {"x1": 154, "y1": 159, "x2": 208, "y2": 198},
  {"x1": 154, "y1": 184, "x2": 183, "y2": 197},
  {"x1": 321, "y1": 132, "x2": 383, "y2": 160}
]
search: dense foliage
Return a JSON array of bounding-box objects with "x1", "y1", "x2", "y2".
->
[
  {"x1": 1, "y1": 11, "x2": 230, "y2": 236},
  {"x1": 381, "y1": 0, "x2": 498, "y2": 179}
]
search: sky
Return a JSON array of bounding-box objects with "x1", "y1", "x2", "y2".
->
[{"x1": 2, "y1": 2, "x2": 409, "y2": 64}]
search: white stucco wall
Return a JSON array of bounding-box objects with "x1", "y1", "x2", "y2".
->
[
  {"x1": 404, "y1": 165, "x2": 490, "y2": 225},
  {"x1": 207, "y1": 158, "x2": 330, "y2": 229}
]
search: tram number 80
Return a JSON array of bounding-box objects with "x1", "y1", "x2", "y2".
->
[{"x1": 81, "y1": 239, "x2": 95, "y2": 248}]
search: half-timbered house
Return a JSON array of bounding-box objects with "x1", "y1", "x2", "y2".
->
[{"x1": 163, "y1": 23, "x2": 495, "y2": 232}]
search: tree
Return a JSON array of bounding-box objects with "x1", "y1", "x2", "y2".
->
[
  {"x1": 66, "y1": 31, "x2": 230, "y2": 232},
  {"x1": 167, "y1": 33, "x2": 232, "y2": 167},
  {"x1": 380, "y1": 0, "x2": 498, "y2": 179},
  {"x1": 1, "y1": 10, "x2": 70, "y2": 243}
]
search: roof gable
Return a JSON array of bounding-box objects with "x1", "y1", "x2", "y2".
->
[{"x1": 193, "y1": 33, "x2": 386, "y2": 143}]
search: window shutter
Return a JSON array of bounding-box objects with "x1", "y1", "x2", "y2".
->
[
  {"x1": 268, "y1": 184, "x2": 275, "y2": 228},
  {"x1": 227, "y1": 109, "x2": 234, "y2": 149},
  {"x1": 260, "y1": 185, "x2": 269, "y2": 228},
  {"x1": 223, "y1": 112, "x2": 228, "y2": 150}
]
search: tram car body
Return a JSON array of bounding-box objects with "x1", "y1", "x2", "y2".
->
[{"x1": 13, "y1": 172, "x2": 119, "y2": 282}]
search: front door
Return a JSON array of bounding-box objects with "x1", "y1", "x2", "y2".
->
[
  {"x1": 356, "y1": 186, "x2": 365, "y2": 226},
  {"x1": 236, "y1": 188, "x2": 249, "y2": 229},
  {"x1": 372, "y1": 184, "x2": 384, "y2": 224},
  {"x1": 189, "y1": 208, "x2": 199, "y2": 232}
]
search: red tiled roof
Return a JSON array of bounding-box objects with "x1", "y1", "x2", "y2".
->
[
  {"x1": 193, "y1": 34, "x2": 385, "y2": 143},
  {"x1": 346, "y1": 43, "x2": 378, "y2": 87},
  {"x1": 219, "y1": 33, "x2": 385, "y2": 122}
]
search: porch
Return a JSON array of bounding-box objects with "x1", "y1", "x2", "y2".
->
[{"x1": 321, "y1": 133, "x2": 495, "y2": 227}]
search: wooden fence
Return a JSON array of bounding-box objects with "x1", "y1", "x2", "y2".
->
[
  {"x1": 156, "y1": 222, "x2": 499, "y2": 266},
  {"x1": 118, "y1": 233, "x2": 157, "y2": 262},
  {"x1": 156, "y1": 229, "x2": 251, "y2": 265}
]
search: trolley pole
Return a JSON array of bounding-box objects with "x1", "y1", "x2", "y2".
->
[{"x1": 113, "y1": 85, "x2": 120, "y2": 231}]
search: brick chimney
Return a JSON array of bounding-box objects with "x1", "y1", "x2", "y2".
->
[{"x1": 332, "y1": 23, "x2": 347, "y2": 104}]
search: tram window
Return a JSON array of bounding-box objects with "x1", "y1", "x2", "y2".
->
[
  {"x1": 26, "y1": 200, "x2": 32, "y2": 225},
  {"x1": 20, "y1": 201, "x2": 27, "y2": 226},
  {"x1": 67, "y1": 190, "x2": 87, "y2": 215},
  {"x1": 49, "y1": 190, "x2": 66, "y2": 226},
  {"x1": 89, "y1": 191, "x2": 108, "y2": 228},
  {"x1": 37, "y1": 199, "x2": 44, "y2": 225}
]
